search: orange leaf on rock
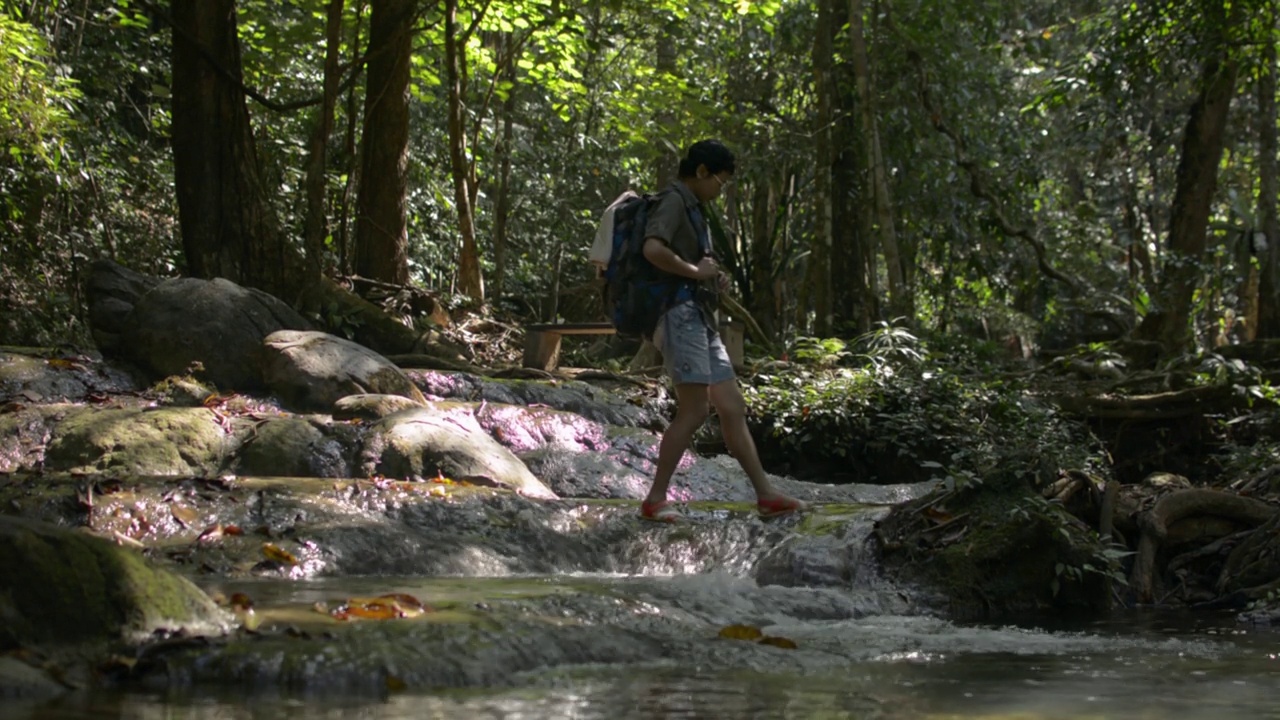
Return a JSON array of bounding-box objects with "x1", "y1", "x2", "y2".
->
[
  {"x1": 261, "y1": 543, "x2": 298, "y2": 565},
  {"x1": 758, "y1": 636, "x2": 798, "y2": 649},
  {"x1": 378, "y1": 593, "x2": 431, "y2": 613},
  {"x1": 342, "y1": 600, "x2": 401, "y2": 620},
  {"x1": 718, "y1": 624, "x2": 764, "y2": 641}
]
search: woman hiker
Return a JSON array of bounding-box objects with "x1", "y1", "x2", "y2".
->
[{"x1": 638, "y1": 139, "x2": 807, "y2": 523}]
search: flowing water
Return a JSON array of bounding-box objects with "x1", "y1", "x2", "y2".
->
[{"x1": 6, "y1": 571, "x2": 1278, "y2": 720}]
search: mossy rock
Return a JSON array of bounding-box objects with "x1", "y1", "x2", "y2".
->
[
  {"x1": 0, "y1": 517, "x2": 230, "y2": 650},
  {"x1": 43, "y1": 406, "x2": 229, "y2": 476},
  {"x1": 876, "y1": 478, "x2": 1112, "y2": 619}
]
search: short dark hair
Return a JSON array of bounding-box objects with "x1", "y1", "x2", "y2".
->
[{"x1": 677, "y1": 139, "x2": 735, "y2": 178}]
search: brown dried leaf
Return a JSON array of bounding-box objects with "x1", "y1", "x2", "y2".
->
[
  {"x1": 170, "y1": 504, "x2": 198, "y2": 528},
  {"x1": 758, "y1": 636, "x2": 798, "y2": 649},
  {"x1": 196, "y1": 524, "x2": 225, "y2": 543},
  {"x1": 717, "y1": 624, "x2": 763, "y2": 641}
]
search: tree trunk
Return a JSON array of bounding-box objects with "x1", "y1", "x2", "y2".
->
[
  {"x1": 830, "y1": 0, "x2": 870, "y2": 333},
  {"x1": 1135, "y1": 49, "x2": 1239, "y2": 351},
  {"x1": 354, "y1": 0, "x2": 412, "y2": 286},
  {"x1": 808, "y1": 0, "x2": 836, "y2": 336},
  {"x1": 170, "y1": 0, "x2": 294, "y2": 299},
  {"x1": 303, "y1": 0, "x2": 344, "y2": 285},
  {"x1": 748, "y1": 174, "x2": 779, "y2": 340},
  {"x1": 492, "y1": 34, "x2": 517, "y2": 298},
  {"x1": 446, "y1": 0, "x2": 485, "y2": 302},
  {"x1": 1257, "y1": 9, "x2": 1280, "y2": 339},
  {"x1": 655, "y1": 23, "x2": 678, "y2": 188},
  {"x1": 337, "y1": 2, "x2": 365, "y2": 276},
  {"x1": 848, "y1": 0, "x2": 907, "y2": 321}
]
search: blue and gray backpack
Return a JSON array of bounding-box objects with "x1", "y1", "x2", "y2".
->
[{"x1": 593, "y1": 190, "x2": 695, "y2": 340}]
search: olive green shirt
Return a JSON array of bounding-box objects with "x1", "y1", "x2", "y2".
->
[{"x1": 643, "y1": 181, "x2": 718, "y2": 320}]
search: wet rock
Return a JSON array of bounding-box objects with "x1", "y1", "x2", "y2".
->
[
  {"x1": 408, "y1": 370, "x2": 668, "y2": 429},
  {"x1": 361, "y1": 404, "x2": 555, "y2": 499},
  {"x1": 0, "y1": 516, "x2": 231, "y2": 649},
  {"x1": 0, "y1": 656, "x2": 66, "y2": 699},
  {"x1": 0, "y1": 349, "x2": 143, "y2": 404},
  {"x1": 112, "y1": 276, "x2": 312, "y2": 392},
  {"x1": 0, "y1": 404, "x2": 75, "y2": 473},
  {"x1": 43, "y1": 407, "x2": 230, "y2": 476},
  {"x1": 262, "y1": 331, "x2": 426, "y2": 413},
  {"x1": 333, "y1": 393, "x2": 424, "y2": 421},
  {"x1": 234, "y1": 416, "x2": 352, "y2": 478}
]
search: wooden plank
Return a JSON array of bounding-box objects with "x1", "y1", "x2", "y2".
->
[
  {"x1": 719, "y1": 320, "x2": 744, "y2": 369},
  {"x1": 522, "y1": 329, "x2": 563, "y2": 370}
]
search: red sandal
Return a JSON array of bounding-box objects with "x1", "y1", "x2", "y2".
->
[
  {"x1": 640, "y1": 499, "x2": 685, "y2": 523},
  {"x1": 757, "y1": 495, "x2": 808, "y2": 518}
]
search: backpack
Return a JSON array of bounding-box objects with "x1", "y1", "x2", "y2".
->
[{"x1": 589, "y1": 189, "x2": 688, "y2": 340}]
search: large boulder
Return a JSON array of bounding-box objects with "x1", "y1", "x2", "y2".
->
[
  {"x1": 261, "y1": 330, "x2": 426, "y2": 412},
  {"x1": 86, "y1": 259, "x2": 161, "y2": 355},
  {"x1": 88, "y1": 261, "x2": 313, "y2": 392},
  {"x1": 43, "y1": 407, "x2": 231, "y2": 476},
  {"x1": 362, "y1": 403, "x2": 556, "y2": 499},
  {"x1": 0, "y1": 516, "x2": 230, "y2": 649}
]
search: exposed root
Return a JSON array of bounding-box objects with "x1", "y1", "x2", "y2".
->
[{"x1": 1129, "y1": 489, "x2": 1278, "y2": 603}]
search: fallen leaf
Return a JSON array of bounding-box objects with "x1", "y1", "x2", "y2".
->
[
  {"x1": 385, "y1": 675, "x2": 407, "y2": 692},
  {"x1": 261, "y1": 542, "x2": 298, "y2": 565},
  {"x1": 170, "y1": 504, "x2": 198, "y2": 528},
  {"x1": 718, "y1": 624, "x2": 764, "y2": 641},
  {"x1": 196, "y1": 524, "x2": 225, "y2": 543},
  {"x1": 378, "y1": 593, "x2": 430, "y2": 613},
  {"x1": 758, "y1": 636, "x2": 798, "y2": 649},
  {"x1": 229, "y1": 592, "x2": 254, "y2": 610},
  {"x1": 223, "y1": 524, "x2": 244, "y2": 536},
  {"x1": 428, "y1": 486, "x2": 449, "y2": 498},
  {"x1": 922, "y1": 506, "x2": 954, "y2": 524}
]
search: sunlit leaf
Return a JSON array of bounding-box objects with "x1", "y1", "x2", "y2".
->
[
  {"x1": 261, "y1": 542, "x2": 298, "y2": 565},
  {"x1": 170, "y1": 503, "x2": 198, "y2": 528}
]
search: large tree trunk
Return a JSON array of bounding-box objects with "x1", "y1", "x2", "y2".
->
[
  {"x1": 1257, "y1": 11, "x2": 1280, "y2": 339},
  {"x1": 303, "y1": 0, "x2": 344, "y2": 285},
  {"x1": 808, "y1": 0, "x2": 836, "y2": 336},
  {"x1": 848, "y1": 0, "x2": 907, "y2": 322},
  {"x1": 170, "y1": 0, "x2": 421, "y2": 356},
  {"x1": 1136, "y1": 50, "x2": 1239, "y2": 351},
  {"x1": 446, "y1": 0, "x2": 485, "y2": 302},
  {"x1": 170, "y1": 0, "x2": 294, "y2": 298},
  {"x1": 830, "y1": 0, "x2": 871, "y2": 333},
  {"x1": 354, "y1": 0, "x2": 412, "y2": 285}
]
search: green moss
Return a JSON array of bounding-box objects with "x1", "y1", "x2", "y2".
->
[{"x1": 0, "y1": 517, "x2": 226, "y2": 649}]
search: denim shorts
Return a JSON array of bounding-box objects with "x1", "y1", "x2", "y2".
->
[{"x1": 655, "y1": 301, "x2": 735, "y2": 386}]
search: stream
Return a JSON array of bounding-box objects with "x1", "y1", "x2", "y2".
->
[{"x1": 6, "y1": 569, "x2": 1278, "y2": 719}]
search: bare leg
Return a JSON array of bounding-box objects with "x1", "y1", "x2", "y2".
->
[
  {"x1": 710, "y1": 378, "x2": 796, "y2": 503},
  {"x1": 644, "y1": 382, "x2": 710, "y2": 505}
]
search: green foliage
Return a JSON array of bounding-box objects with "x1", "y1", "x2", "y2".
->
[
  {"x1": 744, "y1": 339, "x2": 1102, "y2": 485},
  {"x1": 0, "y1": 12, "x2": 79, "y2": 163}
]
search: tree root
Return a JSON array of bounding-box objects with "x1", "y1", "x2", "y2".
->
[{"x1": 1129, "y1": 489, "x2": 1277, "y2": 603}]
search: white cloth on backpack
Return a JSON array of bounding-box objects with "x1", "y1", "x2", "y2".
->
[{"x1": 589, "y1": 190, "x2": 642, "y2": 274}]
